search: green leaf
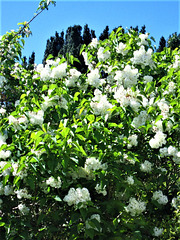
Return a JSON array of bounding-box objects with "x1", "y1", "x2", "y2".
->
[
  {"x1": 54, "y1": 195, "x2": 62, "y2": 202},
  {"x1": 155, "y1": 115, "x2": 163, "y2": 123}
]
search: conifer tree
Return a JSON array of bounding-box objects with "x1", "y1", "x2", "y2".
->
[
  {"x1": 82, "y1": 24, "x2": 92, "y2": 45},
  {"x1": 157, "y1": 36, "x2": 166, "y2": 52},
  {"x1": 167, "y1": 32, "x2": 180, "y2": 50},
  {"x1": 99, "y1": 26, "x2": 109, "y2": 41}
]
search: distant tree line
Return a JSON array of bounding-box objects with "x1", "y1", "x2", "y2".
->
[{"x1": 23, "y1": 24, "x2": 180, "y2": 68}]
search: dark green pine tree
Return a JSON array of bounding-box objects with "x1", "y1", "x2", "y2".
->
[
  {"x1": 167, "y1": 32, "x2": 180, "y2": 50},
  {"x1": 113, "y1": 26, "x2": 125, "y2": 34},
  {"x1": 82, "y1": 24, "x2": 92, "y2": 45},
  {"x1": 43, "y1": 31, "x2": 64, "y2": 64},
  {"x1": 28, "y1": 51, "x2": 35, "y2": 70},
  {"x1": 99, "y1": 26, "x2": 109, "y2": 41},
  {"x1": 140, "y1": 25, "x2": 146, "y2": 34},
  {"x1": 157, "y1": 36, "x2": 166, "y2": 52},
  {"x1": 63, "y1": 25, "x2": 82, "y2": 58},
  {"x1": 91, "y1": 29, "x2": 96, "y2": 39},
  {"x1": 22, "y1": 56, "x2": 28, "y2": 69}
]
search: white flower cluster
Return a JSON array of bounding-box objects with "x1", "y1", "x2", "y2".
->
[
  {"x1": 138, "y1": 33, "x2": 149, "y2": 46},
  {"x1": 114, "y1": 86, "x2": 141, "y2": 112},
  {"x1": 156, "y1": 98, "x2": 170, "y2": 119},
  {"x1": 18, "y1": 203, "x2": 30, "y2": 215},
  {"x1": 0, "y1": 161, "x2": 11, "y2": 176},
  {"x1": 115, "y1": 42, "x2": 128, "y2": 55},
  {"x1": 65, "y1": 68, "x2": 81, "y2": 87},
  {"x1": 89, "y1": 38, "x2": 99, "y2": 48},
  {"x1": 0, "y1": 150, "x2": 11, "y2": 160},
  {"x1": 46, "y1": 176, "x2": 62, "y2": 188},
  {"x1": 95, "y1": 184, "x2": 107, "y2": 196},
  {"x1": 171, "y1": 196, "x2": 180, "y2": 209},
  {"x1": 15, "y1": 188, "x2": 32, "y2": 199},
  {"x1": 152, "y1": 190, "x2": 168, "y2": 205},
  {"x1": 172, "y1": 55, "x2": 180, "y2": 69},
  {"x1": 90, "y1": 89, "x2": 113, "y2": 117},
  {"x1": 0, "y1": 107, "x2": 6, "y2": 115},
  {"x1": 4, "y1": 185, "x2": 14, "y2": 195},
  {"x1": 28, "y1": 110, "x2": 44, "y2": 126},
  {"x1": 0, "y1": 75, "x2": 7, "y2": 88},
  {"x1": 153, "y1": 227, "x2": 164, "y2": 237},
  {"x1": 8, "y1": 115, "x2": 28, "y2": 130},
  {"x1": 131, "y1": 45, "x2": 155, "y2": 69},
  {"x1": 125, "y1": 197, "x2": 146, "y2": 216},
  {"x1": 127, "y1": 134, "x2": 138, "y2": 148},
  {"x1": 143, "y1": 75, "x2": 153, "y2": 84},
  {"x1": 114, "y1": 65, "x2": 139, "y2": 88},
  {"x1": 63, "y1": 187, "x2": 91, "y2": 207},
  {"x1": 12, "y1": 162, "x2": 27, "y2": 179},
  {"x1": 85, "y1": 214, "x2": 102, "y2": 232},
  {"x1": 0, "y1": 132, "x2": 7, "y2": 147},
  {"x1": 140, "y1": 160, "x2": 153, "y2": 172},
  {"x1": 163, "y1": 81, "x2": 176, "y2": 95},
  {"x1": 97, "y1": 47, "x2": 110, "y2": 62},
  {"x1": 36, "y1": 61, "x2": 67, "y2": 81},
  {"x1": 126, "y1": 176, "x2": 134, "y2": 185},
  {"x1": 159, "y1": 146, "x2": 180, "y2": 163},
  {"x1": 87, "y1": 69, "x2": 104, "y2": 87},
  {"x1": 85, "y1": 157, "x2": 107, "y2": 172},
  {"x1": 131, "y1": 110, "x2": 148, "y2": 128},
  {"x1": 149, "y1": 131, "x2": 167, "y2": 149}
]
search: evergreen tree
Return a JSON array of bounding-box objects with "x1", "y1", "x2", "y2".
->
[
  {"x1": 113, "y1": 26, "x2": 125, "y2": 34},
  {"x1": 91, "y1": 29, "x2": 96, "y2": 39},
  {"x1": 157, "y1": 36, "x2": 166, "y2": 52},
  {"x1": 43, "y1": 31, "x2": 64, "y2": 64},
  {"x1": 140, "y1": 25, "x2": 146, "y2": 34},
  {"x1": 82, "y1": 24, "x2": 92, "y2": 45},
  {"x1": 99, "y1": 26, "x2": 109, "y2": 41},
  {"x1": 167, "y1": 32, "x2": 180, "y2": 50},
  {"x1": 28, "y1": 51, "x2": 35, "y2": 70}
]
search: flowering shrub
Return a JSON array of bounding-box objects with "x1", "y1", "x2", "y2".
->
[{"x1": 0, "y1": 3, "x2": 180, "y2": 239}]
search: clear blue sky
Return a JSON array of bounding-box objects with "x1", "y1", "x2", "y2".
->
[{"x1": 1, "y1": 0, "x2": 179, "y2": 64}]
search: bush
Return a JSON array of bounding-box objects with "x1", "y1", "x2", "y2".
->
[{"x1": 0, "y1": 2, "x2": 180, "y2": 239}]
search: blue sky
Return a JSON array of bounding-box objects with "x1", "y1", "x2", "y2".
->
[{"x1": 1, "y1": 0, "x2": 179, "y2": 64}]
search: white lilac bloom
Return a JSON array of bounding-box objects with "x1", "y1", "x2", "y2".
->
[
  {"x1": 114, "y1": 86, "x2": 141, "y2": 112},
  {"x1": 138, "y1": 33, "x2": 149, "y2": 46},
  {"x1": 15, "y1": 188, "x2": 32, "y2": 199},
  {"x1": 140, "y1": 160, "x2": 153, "y2": 173},
  {"x1": 172, "y1": 55, "x2": 180, "y2": 69},
  {"x1": 168, "y1": 146, "x2": 177, "y2": 156},
  {"x1": 115, "y1": 42, "x2": 128, "y2": 55},
  {"x1": 126, "y1": 176, "x2": 134, "y2": 185},
  {"x1": 131, "y1": 111, "x2": 148, "y2": 129},
  {"x1": 28, "y1": 110, "x2": 44, "y2": 126},
  {"x1": 89, "y1": 38, "x2": 99, "y2": 48},
  {"x1": 95, "y1": 184, "x2": 107, "y2": 196},
  {"x1": 152, "y1": 190, "x2": 168, "y2": 205},
  {"x1": 171, "y1": 196, "x2": 180, "y2": 209},
  {"x1": 0, "y1": 75, "x2": 7, "y2": 88},
  {"x1": 153, "y1": 227, "x2": 164, "y2": 237},
  {"x1": 12, "y1": 162, "x2": 27, "y2": 179},
  {"x1": 87, "y1": 69, "x2": 103, "y2": 87},
  {"x1": 90, "y1": 89, "x2": 113, "y2": 117},
  {"x1": 0, "y1": 150, "x2": 11, "y2": 160},
  {"x1": 97, "y1": 47, "x2": 110, "y2": 62},
  {"x1": 0, "y1": 108, "x2": 6, "y2": 115},
  {"x1": 159, "y1": 147, "x2": 168, "y2": 157},
  {"x1": 51, "y1": 62, "x2": 67, "y2": 79},
  {"x1": 125, "y1": 197, "x2": 146, "y2": 216},
  {"x1": 63, "y1": 187, "x2": 91, "y2": 208},
  {"x1": 18, "y1": 203, "x2": 30, "y2": 215},
  {"x1": 172, "y1": 152, "x2": 180, "y2": 164},
  {"x1": 114, "y1": 65, "x2": 139, "y2": 88},
  {"x1": 39, "y1": 65, "x2": 51, "y2": 81},
  {"x1": 65, "y1": 68, "x2": 81, "y2": 87},
  {"x1": 127, "y1": 134, "x2": 138, "y2": 149},
  {"x1": 8, "y1": 115, "x2": 28, "y2": 131},
  {"x1": 46, "y1": 176, "x2": 62, "y2": 188},
  {"x1": 85, "y1": 157, "x2": 107, "y2": 172},
  {"x1": 157, "y1": 99, "x2": 170, "y2": 119},
  {"x1": 0, "y1": 161, "x2": 11, "y2": 176},
  {"x1": 131, "y1": 45, "x2": 155, "y2": 69},
  {"x1": 4, "y1": 185, "x2": 14, "y2": 196},
  {"x1": 0, "y1": 133, "x2": 7, "y2": 147},
  {"x1": 143, "y1": 75, "x2": 153, "y2": 84},
  {"x1": 149, "y1": 131, "x2": 167, "y2": 149}
]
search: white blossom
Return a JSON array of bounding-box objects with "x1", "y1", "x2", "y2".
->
[
  {"x1": 46, "y1": 176, "x2": 62, "y2": 188},
  {"x1": 115, "y1": 42, "x2": 128, "y2": 55},
  {"x1": 63, "y1": 187, "x2": 91, "y2": 208},
  {"x1": 28, "y1": 110, "x2": 44, "y2": 126},
  {"x1": 51, "y1": 62, "x2": 67, "y2": 79},
  {"x1": 97, "y1": 47, "x2": 110, "y2": 62},
  {"x1": 152, "y1": 190, "x2": 168, "y2": 205},
  {"x1": 89, "y1": 38, "x2": 99, "y2": 48},
  {"x1": 127, "y1": 134, "x2": 138, "y2": 149},
  {"x1": 15, "y1": 188, "x2": 32, "y2": 199},
  {"x1": 149, "y1": 131, "x2": 166, "y2": 149},
  {"x1": 18, "y1": 203, "x2": 30, "y2": 215},
  {"x1": 95, "y1": 184, "x2": 107, "y2": 196},
  {"x1": 125, "y1": 197, "x2": 146, "y2": 216},
  {"x1": 153, "y1": 227, "x2": 164, "y2": 237},
  {"x1": 126, "y1": 176, "x2": 134, "y2": 185},
  {"x1": 140, "y1": 160, "x2": 153, "y2": 172}
]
